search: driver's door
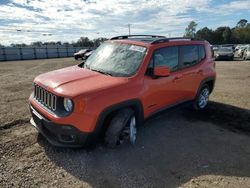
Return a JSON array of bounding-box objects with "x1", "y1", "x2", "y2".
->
[{"x1": 142, "y1": 46, "x2": 185, "y2": 117}]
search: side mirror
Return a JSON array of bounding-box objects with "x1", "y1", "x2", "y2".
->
[{"x1": 154, "y1": 66, "x2": 170, "y2": 77}]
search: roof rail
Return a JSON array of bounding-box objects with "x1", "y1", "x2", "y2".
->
[
  {"x1": 110, "y1": 35, "x2": 166, "y2": 40},
  {"x1": 151, "y1": 37, "x2": 204, "y2": 44}
]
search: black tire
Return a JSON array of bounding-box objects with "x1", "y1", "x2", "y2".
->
[
  {"x1": 105, "y1": 108, "x2": 134, "y2": 148},
  {"x1": 193, "y1": 84, "x2": 210, "y2": 110},
  {"x1": 74, "y1": 56, "x2": 78, "y2": 60}
]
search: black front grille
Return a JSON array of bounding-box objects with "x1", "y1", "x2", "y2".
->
[{"x1": 34, "y1": 84, "x2": 57, "y2": 111}]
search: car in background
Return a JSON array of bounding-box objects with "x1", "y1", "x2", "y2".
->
[
  {"x1": 221, "y1": 44, "x2": 235, "y2": 50},
  {"x1": 214, "y1": 47, "x2": 234, "y2": 60},
  {"x1": 243, "y1": 46, "x2": 250, "y2": 60},
  {"x1": 74, "y1": 49, "x2": 92, "y2": 60},
  {"x1": 234, "y1": 45, "x2": 247, "y2": 58},
  {"x1": 84, "y1": 50, "x2": 94, "y2": 60},
  {"x1": 211, "y1": 45, "x2": 220, "y2": 52}
]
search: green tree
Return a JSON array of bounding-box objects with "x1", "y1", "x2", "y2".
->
[
  {"x1": 31, "y1": 41, "x2": 43, "y2": 47},
  {"x1": 237, "y1": 19, "x2": 248, "y2": 28},
  {"x1": 232, "y1": 20, "x2": 250, "y2": 43},
  {"x1": 184, "y1": 21, "x2": 197, "y2": 38},
  {"x1": 75, "y1": 37, "x2": 94, "y2": 47},
  {"x1": 196, "y1": 27, "x2": 214, "y2": 43},
  {"x1": 56, "y1": 41, "x2": 62, "y2": 45},
  {"x1": 10, "y1": 43, "x2": 27, "y2": 47},
  {"x1": 222, "y1": 27, "x2": 231, "y2": 43},
  {"x1": 93, "y1": 37, "x2": 108, "y2": 47},
  {"x1": 184, "y1": 18, "x2": 250, "y2": 44},
  {"x1": 62, "y1": 42, "x2": 71, "y2": 47}
]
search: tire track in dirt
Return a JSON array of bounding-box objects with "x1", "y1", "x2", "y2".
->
[{"x1": 0, "y1": 119, "x2": 30, "y2": 130}]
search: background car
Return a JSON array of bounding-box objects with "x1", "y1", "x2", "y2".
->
[
  {"x1": 84, "y1": 50, "x2": 94, "y2": 60},
  {"x1": 214, "y1": 47, "x2": 234, "y2": 60},
  {"x1": 74, "y1": 49, "x2": 92, "y2": 60},
  {"x1": 234, "y1": 45, "x2": 247, "y2": 58},
  {"x1": 243, "y1": 45, "x2": 250, "y2": 60},
  {"x1": 211, "y1": 45, "x2": 220, "y2": 52}
]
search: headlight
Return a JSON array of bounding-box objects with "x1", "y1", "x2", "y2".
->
[{"x1": 64, "y1": 98, "x2": 73, "y2": 112}]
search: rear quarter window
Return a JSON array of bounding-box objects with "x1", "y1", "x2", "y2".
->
[
  {"x1": 180, "y1": 44, "x2": 206, "y2": 68},
  {"x1": 199, "y1": 45, "x2": 206, "y2": 61},
  {"x1": 181, "y1": 45, "x2": 199, "y2": 67}
]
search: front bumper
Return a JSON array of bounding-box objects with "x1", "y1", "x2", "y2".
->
[{"x1": 30, "y1": 105, "x2": 89, "y2": 148}]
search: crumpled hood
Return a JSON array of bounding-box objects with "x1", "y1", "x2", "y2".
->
[{"x1": 34, "y1": 65, "x2": 128, "y2": 97}]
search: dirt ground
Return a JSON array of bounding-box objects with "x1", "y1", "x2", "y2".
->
[{"x1": 0, "y1": 58, "x2": 250, "y2": 188}]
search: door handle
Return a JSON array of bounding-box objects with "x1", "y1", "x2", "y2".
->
[
  {"x1": 197, "y1": 70, "x2": 203, "y2": 74},
  {"x1": 173, "y1": 75, "x2": 183, "y2": 82}
]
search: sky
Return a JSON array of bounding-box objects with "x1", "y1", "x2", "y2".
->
[{"x1": 0, "y1": 0, "x2": 249, "y2": 45}]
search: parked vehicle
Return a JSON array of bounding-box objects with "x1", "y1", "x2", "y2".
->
[
  {"x1": 221, "y1": 44, "x2": 235, "y2": 51},
  {"x1": 214, "y1": 47, "x2": 234, "y2": 60},
  {"x1": 235, "y1": 45, "x2": 247, "y2": 58},
  {"x1": 29, "y1": 35, "x2": 216, "y2": 148},
  {"x1": 243, "y1": 45, "x2": 250, "y2": 60},
  {"x1": 211, "y1": 45, "x2": 220, "y2": 52},
  {"x1": 84, "y1": 50, "x2": 94, "y2": 60},
  {"x1": 74, "y1": 49, "x2": 92, "y2": 60}
]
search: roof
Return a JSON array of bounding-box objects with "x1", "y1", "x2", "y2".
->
[{"x1": 110, "y1": 35, "x2": 205, "y2": 45}]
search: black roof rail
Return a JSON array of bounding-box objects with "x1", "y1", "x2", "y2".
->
[
  {"x1": 151, "y1": 37, "x2": 205, "y2": 44},
  {"x1": 110, "y1": 35, "x2": 166, "y2": 40}
]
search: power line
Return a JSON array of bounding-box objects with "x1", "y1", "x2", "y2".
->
[{"x1": 0, "y1": 28, "x2": 53, "y2": 36}]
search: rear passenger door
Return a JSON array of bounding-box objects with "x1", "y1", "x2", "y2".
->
[{"x1": 178, "y1": 45, "x2": 206, "y2": 100}]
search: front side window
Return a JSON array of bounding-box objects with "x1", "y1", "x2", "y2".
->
[
  {"x1": 153, "y1": 46, "x2": 179, "y2": 71},
  {"x1": 182, "y1": 45, "x2": 199, "y2": 67},
  {"x1": 84, "y1": 42, "x2": 147, "y2": 77}
]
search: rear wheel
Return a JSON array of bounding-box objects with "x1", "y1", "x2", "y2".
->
[
  {"x1": 193, "y1": 84, "x2": 210, "y2": 110},
  {"x1": 105, "y1": 108, "x2": 136, "y2": 148}
]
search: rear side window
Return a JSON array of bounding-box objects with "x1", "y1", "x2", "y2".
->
[
  {"x1": 182, "y1": 45, "x2": 199, "y2": 67},
  {"x1": 153, "y1": 46, "x2": 179, "y2": 71},
  {"x1": 199, "y1": 45, "x2": 206, "y2": 61}
]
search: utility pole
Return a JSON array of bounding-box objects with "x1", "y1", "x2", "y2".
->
[{"x1": 128, "y1": 24, "x2": 131, "y2": 36}]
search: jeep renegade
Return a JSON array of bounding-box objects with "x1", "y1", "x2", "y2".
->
[{"x1": 29, "y1": 35, "x2": 216, "y2": 148}]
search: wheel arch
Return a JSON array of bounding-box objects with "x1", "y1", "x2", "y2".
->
[
  {"x1": 94, "y1": 99, "x2": 144, "y2": 137},
  {"x1": 197, "y1": 77, "x2": 216, "y2": 95}
]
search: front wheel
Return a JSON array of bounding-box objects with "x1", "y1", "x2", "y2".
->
[
  {"x1": 193, "y1": 84, "x2": 210, "y2": 110},
  {"x1": 105, "y1": 108, "x2": 136, "y2": 148}
]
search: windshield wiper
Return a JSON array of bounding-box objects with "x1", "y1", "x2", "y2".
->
[{"x1": 90, "y1": 68, "x2": 113, "y2": 76}]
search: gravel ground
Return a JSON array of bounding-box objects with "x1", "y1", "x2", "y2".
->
[{"x1": 0, "y1": 58, "x2": 250, "y2": 188}]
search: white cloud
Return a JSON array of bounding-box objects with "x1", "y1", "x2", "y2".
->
[{"x1": 0, "y1": 0, "x2": 249, "y2": 45}]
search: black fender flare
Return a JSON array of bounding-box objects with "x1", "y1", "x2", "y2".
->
[
  {"x1": 196, "y1": 77, "x2": 216, "y2": 96},
  {"x1": 91, "y1": 99, "x2": 144, "y2": 138}
]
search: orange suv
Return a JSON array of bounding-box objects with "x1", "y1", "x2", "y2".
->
[{"x1": 29, "y1": 35, "x2": 216, "y2": 148}]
